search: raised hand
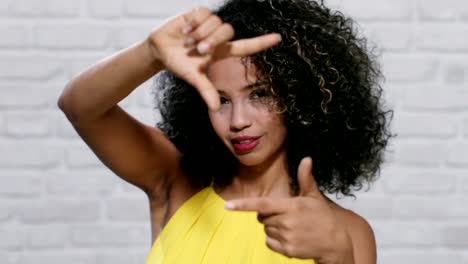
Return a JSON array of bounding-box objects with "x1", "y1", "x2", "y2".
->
[
  {"x1": 146, "y1": 7, "x2": 282, "y2": 111},
  {"x1": 224, "y1": 157, "x2": 354, "y2": 263}
]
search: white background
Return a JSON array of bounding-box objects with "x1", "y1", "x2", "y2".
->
[{"x1": 1, "y1": 0, "x2": 468, "y2": 263}]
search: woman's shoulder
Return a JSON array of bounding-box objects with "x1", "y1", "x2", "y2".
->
[{"x1": 330, "y1": 201, "x2": 377, "y2": 262}]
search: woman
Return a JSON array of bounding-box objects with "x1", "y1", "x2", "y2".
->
[{"x1": 58, "y1": 0, "x2": 392, "y2": 263}]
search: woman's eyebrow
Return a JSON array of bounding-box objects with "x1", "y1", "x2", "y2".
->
[
  {"x1": 245, "y1": 81, "x2": 269, "y2": 90},
  {"x1": 216, "y1": 81, "x2": 270, "y2": 93}
]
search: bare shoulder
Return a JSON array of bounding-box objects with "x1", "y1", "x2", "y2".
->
[{"x1": 329, "y1": 201, "x2": 377, "y2": 264}]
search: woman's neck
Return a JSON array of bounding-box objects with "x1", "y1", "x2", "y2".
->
[{"x1": 218, "y1": 151, "x2": 292, "y2": 200}]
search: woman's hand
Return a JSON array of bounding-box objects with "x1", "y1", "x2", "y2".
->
[
  {"x1": 146, "y1": 7, "x2": 282, "y2": 111},
  {"x1": 225, "y1": 157, "x2": 355, "y2": 264}
]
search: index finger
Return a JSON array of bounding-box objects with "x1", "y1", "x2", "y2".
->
[
  {"x1": 224, "y1": 197, "x2": 289, "y2": 215},
  {"x1": 183, "y1": 72, "x2": 220, "y2": 111},
  {"x1": 215, "y1": 33, "x2": 282, "y2": 59}
]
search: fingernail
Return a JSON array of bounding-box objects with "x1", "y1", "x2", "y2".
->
[
  {"x1": 224, "y1": 202, "x2": 235, "y2": 210},
  {"x1": 197, "y1": 42, "x2": 211, "y2": 54},
  {"x1": 183, "y1": 25, "x2": 192, "y2": 34},
  {"x1": 184, "y1": 37, "x2": 195, "y2": 46}
]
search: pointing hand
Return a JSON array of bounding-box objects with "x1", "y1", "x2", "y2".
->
[{"x1": 225, "y1": 157, "x2": 353, "y2": 262}]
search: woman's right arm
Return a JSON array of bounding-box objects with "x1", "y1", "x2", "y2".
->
[{"x1": 58, "y1": 39, "x2": 180, "y2": 199}]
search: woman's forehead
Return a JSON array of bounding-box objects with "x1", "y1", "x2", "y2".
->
[{"x1": 207, "y1": 57, "x2": 258, "y2": 92}]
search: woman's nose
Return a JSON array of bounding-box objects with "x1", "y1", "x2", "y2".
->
[{"x1": 229, "y1": 103, "x2": 252, "y2": 131}]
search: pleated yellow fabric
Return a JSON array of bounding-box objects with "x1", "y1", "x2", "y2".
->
[{"x1": 145, "y1": 187, "x2": 316, "y2": 264}]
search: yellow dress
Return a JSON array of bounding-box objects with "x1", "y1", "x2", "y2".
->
[{"x1": 145, "y1": 187, "x2": 316, "y2": 264}]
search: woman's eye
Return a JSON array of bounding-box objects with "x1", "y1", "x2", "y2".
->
[
  {"x1": 250, "y1": 89, "x2": 268, "y2": 99},
  {"x1": 220, "y1": 97, "x2": 229, "y2": 104}
]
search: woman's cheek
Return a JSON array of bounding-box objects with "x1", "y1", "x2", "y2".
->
[{"x1": 209, "y1": 110, "x2": 230, "y2": 135}]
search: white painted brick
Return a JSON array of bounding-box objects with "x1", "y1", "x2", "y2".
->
[
  {"x1": 380, "y1": 84, "x2": 402, "y2": 113},
  {"x1": 202, "y1": 0, "x2": 223, "y2": 7},
  {"x1": 0, "y1": 56, "x2": 63, "y2": 81},
  {"x1": 417, "y1": 0, "x2": 468, "y2": 21},
  {"x1": 0, "y1": 142, "x2": 62, "y2": 169},
  {"x1": 442, "y1": 60, "x2": 467, "y2": 85},
  {"x1": 395, "y1": 142, "x2": 448, "y2": 166},
  {"x1": 17, "y1": 252, "x2": 97, "y2": 264},
  {"x1": 381, "y1": 166, "x2": 456, "y2": 195},
  {"x1": 382, "y1": 55, "x2": 438, "y2": 83},
  {"x1": 447, "y1": 143, "x2": 468, "y2": 167},
  {"x1": 118, "y1": 92, "x2": 134, "y2": 108},
  {"x1": 123, "y1": 0, "x2": 202, "y2": 17},
  {"x1": 0, "y1": 24, "x2": 33, "y2": 48},
  {"x1": 416, "y1": 25, "x2": 468, "y2": 52},
  {"x1": 115, "y1": 23, "x2": 159, "y2": 49},
  {"x1": 35, "y1": 23, "x2": 112, "y2": 50},
  {"x1": 70, "y1": 224, "x2": 149, "y2": 247},
  {"x1": 335, "y1": 0, "x2": 413, "y2": 21},
  {"x1": 383, "y1": 145, "x2": 397, "y2": 165},
  {"x1": 373, "y1": 222, "x2": 442, "y2": 248},
  {"x1": 0, "y1": 252, "x2": 17, "y2": 264},
  {"x1": 106, "y1": 196, "x2": 149, "y2": 222},
  {"x1": 26, "y1": 225, "x2": 67, "y2": 249},
  {"x1": 65, "y1": 144, "x2": 105, "y2": 169},
  {"x1": 135, "y1": 78, "x2": 155, "y2": 108},
  {"x1": 4, "y1": 111, "x2": 52, "y2": 138},
  {"x1": 380, "y1": 251, "x2": 462, "y2": 264},
  {"x1": 0, "y1": 227, "x2": 26, "y2": 250},
  {"x1": 463, "y1": 253, "x2": 468, "y2": 264},
  {"x1": 366, "y1": 24, "x2": 412, "y2": 52},
  {"x1": 393, "y1": 197, "x2": 468, "y2": 219},
  {"x1": 334, "y1": 196, "x2": 392, "y2": 220},
  {"x1": 393, "y1": 112, "x2": 458, "y2": 138},
  {"x1": 0, "y1": 84, "x2": 55, "y2": 109},
  {"x1": 443, "y1": 225, "x2": 468, "y2": 248},
  {"x1": 9, "y1": 0, "x2": 81, "y2": 17},
  {"x1": 462, "y1": 176, "x2": 468, "y2": 194},
  {"x1": 464, "y1": 117, "x2": 468, "y2": 138},
  {"x1": 1, "y1": 0, "x2": 468, "y2": 261},
  {"x1": 328, "y1": 174, "x2": 387, "y2": 202},
  {"x1": 0, "y1": 1, "x2": 8, "y2": 15},
  {"x1": 88, "y1": 0, "x2": 123, "y2": 18},
  {"x1": 0, "y1": 171, "x2": 42, "y2": 197},
  {"x1": 46, "y1": 170, "x2": 118, "y2": 196},
  {"x1": 96, "y1": 251, "x2": 148, "y2": 264},
  {"x1": 403, "y1": 86, "x2": 468, "y2": 111},
  {"x1": 18, "y1": 200, "x2": 100, "y2": 223},
  {"x1": 0, "y1": 115, "x2": 4, "y2": 133},
  {"x1": 0, "y1": 202, "x2": 14, "y2": 221}
]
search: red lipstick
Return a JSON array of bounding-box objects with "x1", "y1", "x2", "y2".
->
[{"x1": 231, "y1": 136, "x2": 261, "y2": 153}]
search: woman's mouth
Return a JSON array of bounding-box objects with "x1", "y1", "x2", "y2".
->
[{"x1": 231, "y1": 136, "x2": 261, "y2": 153}]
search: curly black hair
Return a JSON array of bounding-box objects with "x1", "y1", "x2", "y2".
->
[{"x1": 154, "y1": 0, "x2": 393, "y2": 196}]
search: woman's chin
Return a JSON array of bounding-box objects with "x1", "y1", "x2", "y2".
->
[{"x1": 234, "y1": 153, "x2": 264, "y2": 167}]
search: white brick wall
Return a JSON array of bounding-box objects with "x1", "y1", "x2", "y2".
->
[{"x1": 0, "y1": 0, "x2": 467, "y2": 263}]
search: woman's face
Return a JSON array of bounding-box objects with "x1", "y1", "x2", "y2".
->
[{"x1": 207, "y1": 57, "x2": 287, "y2": 167}]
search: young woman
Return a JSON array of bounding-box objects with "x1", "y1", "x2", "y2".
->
[{"x1": 58, "y1": 0, "x2": 392, "y2": 263}]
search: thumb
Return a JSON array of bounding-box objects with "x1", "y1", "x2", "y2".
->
[{"x1": 298, "y1": 157, "x2": 320, "y2": 197}]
